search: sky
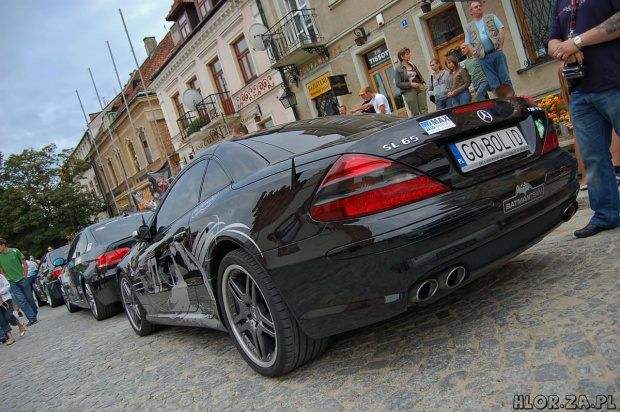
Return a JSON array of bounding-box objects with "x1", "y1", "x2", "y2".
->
[{"x1": 0, "y1": 1, "x2": 173, "y2": 158}]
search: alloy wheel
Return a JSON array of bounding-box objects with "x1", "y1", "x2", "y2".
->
[
  {"x1": 120, "y1": 277, "x2": 142, "y2": 331},
  {"x1": 84, "y1": 283, "x2": 99, "y2": 318},
  {"x1": 221, "y1": 264, "x2": 277, "y2": 368}
]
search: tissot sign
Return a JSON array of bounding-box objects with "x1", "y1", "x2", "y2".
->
[
  {"x1": 234, "y1": 73, "x2": 278, "y2": 111},
  {"x1": 365, "y1": 44, "x2": 391, "y2": 70}
]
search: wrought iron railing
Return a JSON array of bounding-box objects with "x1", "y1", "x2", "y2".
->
[
  {"x1": 509, "y1": 0, "x2": 554, "y2": 68},
  {"x1": 177, "y1": 111, "x2": 195, "y2": 138},
  {"x1": 262, "y1": 9, "x2": 322, "y2": 65},
  {"x1": 195, "y1": 91, "x2": 235, "y2": 123}
]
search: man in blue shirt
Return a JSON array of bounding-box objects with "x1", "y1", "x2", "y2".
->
[
  {"x1": 464, "y1": 1, "x2": 512, "y2": 93},
  {"x1": 549, "y1": 1, "x2": 620, "y2": 238}
]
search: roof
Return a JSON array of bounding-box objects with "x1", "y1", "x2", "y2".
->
[{"x1": 165, "y1": 0, "x2": 195, "y2": 21}]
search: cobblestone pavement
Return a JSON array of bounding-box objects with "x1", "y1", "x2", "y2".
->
[{"x1": 2, "y1": 207, "x2": 619, "y2": 412}]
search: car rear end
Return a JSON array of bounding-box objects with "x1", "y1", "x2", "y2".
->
[
  {"x1": 44, "y1": 246, "x2": 70, "y2": 304},
  {"x1": 265, "y1": 98, "x2": 579, "y2": 338}
]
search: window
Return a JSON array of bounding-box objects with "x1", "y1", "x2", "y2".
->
[
  {"x1": 155, "y1": 160, "x2": 207, "y2": 230},
  {"x1": 209, "y1": 58, "x2": 234, "y2": 115},
  {"x1": 510, "y1": 0, "x2": 554, "y2": 67},
  {"x1": 200, "y1": 159, "x2": 231, "y2": 202},
  {"x1": 233, "y1": 36, "x2": 257, "y2": 84},
  {"x1": 178, "y1": 12, "x2": 191, "y2": 39},
  {"x1": 127, "y1": 141, "x2": 140, "y2": 172},
  {"x1": 172, "y1": 92, "x2": 184, "y2": 117},
  {"x1": 107, "y1": 159, "x2": 118, "y2": 187},
  {"x1": 197, "y1": 0, "x2": 212, "y2": 18},
  {"x1": 140, "y1": 131, "x2": 153, "y2": 164},
  {"x1": 187, "y1": 76, "x2": 201, "y2": 95}
]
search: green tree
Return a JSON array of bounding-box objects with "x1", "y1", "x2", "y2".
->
[{"x1": 0, "y1": 144, "x2": 105, "y2": 256}]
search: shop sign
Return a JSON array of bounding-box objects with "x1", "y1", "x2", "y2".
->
[
  {"x1": 365, "y1": 44, "x2": 391, "y2": 70},
  {"x1": 234, "y1": 73, "x2": 277, "y2": 111},
  {"x1": 307, "y1": 72, "x2": 332, "y2": 99},
  {"x1": 328, "y1": 75, "x2": 349, "y2": 96}
]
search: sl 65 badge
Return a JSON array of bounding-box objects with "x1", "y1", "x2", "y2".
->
[{"x1": 382, "y1": 136, "x2": 419, "y2": 151}]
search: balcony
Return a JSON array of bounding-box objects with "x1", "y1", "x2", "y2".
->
[
  {"x1": 176, "y1": 91, "x2": 236, "y2": 140},
  {"x1": 262, "y1": 9, "x2": 327, "y2": 69}
]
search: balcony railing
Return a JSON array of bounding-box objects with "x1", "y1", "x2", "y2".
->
[
  {"x1": 262, "y1": 9, "x2": 324, "y2": 67},
  {"x1": 176, "y1": 92, "x2": 235, "y2": 140}
]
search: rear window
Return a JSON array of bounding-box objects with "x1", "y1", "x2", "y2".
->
[{"x1": 90, "y1": 213, "x2": 150, "y2": 243}]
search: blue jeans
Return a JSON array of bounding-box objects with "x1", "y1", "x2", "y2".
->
[
  {"x1": 475, "y1": 81, "x2": 490, "y2": 101},
  {"x1": 479, "y1": 50, "x2": 512, "y2": 91},
  {"x1": 449, "y1": 90, "x2": 472, "y2": 107},
  {"x1": 9, "y1": 278, "x2": 38, "y2": 321},
  {"x1": 435, "y1": 98, "x2": 448, "y2": 111},
  {"x1": 570, "y1": 88, "x2": 620, "y2": 228}
]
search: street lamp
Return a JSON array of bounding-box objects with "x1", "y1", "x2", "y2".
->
[{"x1": 279, "y1": 90, "x2": 297, "y2": 109}]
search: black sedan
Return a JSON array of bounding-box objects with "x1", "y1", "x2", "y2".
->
[
  {"x1": 59, "y1": 212, "x2": 153, "y2": 320},
  {"x1": 33, "y1": 245, "x2": 70, "y2": 307},
  {"x1": 117, "y1": 99, "x2": 579, "y2": 376}
]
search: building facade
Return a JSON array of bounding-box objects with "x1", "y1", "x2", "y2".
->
[{"x1": 151, "y1": 0, "x2": 295, "y2": 168}]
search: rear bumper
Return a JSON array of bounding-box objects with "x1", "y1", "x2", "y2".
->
[
  {"x1": 89, "y1": 269, "x2": 120, "y2": 306},
  {"x1": 264, "y1": 149, "x2": 578, "y2": 339}
]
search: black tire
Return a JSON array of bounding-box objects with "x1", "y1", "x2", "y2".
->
[
  {"x1": 61, "y1": 286, "x2": 79, "y2": 313},
  {"x1": 119, "y1": 274, "x2": 159, "y2": 336},
  {"x1": 46, "y1": 284, "x2": 63, "y2": 308},
  {"x1": 218, "y1": 249, "x2": 329, "y2": 377},
  {"x1": 84, "y1": 282, "x2": 116, "y2": 321}
]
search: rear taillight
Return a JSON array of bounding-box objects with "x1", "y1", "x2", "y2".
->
[
  {"x1": 541, "y1": 128, "x2": 559, "y2": 155},
  {"x1": 310, "y1": 154, "x2": 450, "y2": 222},
  {"x1": 96, "y1": 248, "x2": 131, "y2": 269},
  {"x1": 53, "y1": 268, "x2": 63, "y2": 278}
]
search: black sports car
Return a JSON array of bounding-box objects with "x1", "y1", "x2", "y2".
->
[
  {"x1": 117, "y1": 99, "x2": 579, "y2": 376},
  {"x1": 59, "y1": 212, "x2": 153, "y2": 320},
  {"x1": 33, "y1": 246, "x2": 70, "y2": 307}
]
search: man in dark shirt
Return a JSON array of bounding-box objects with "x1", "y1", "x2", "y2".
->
[{"x1": 549, "y1": 1, "x2": 620, "y2": 238}]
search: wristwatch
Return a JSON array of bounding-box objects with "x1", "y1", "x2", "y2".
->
[{"x1": 573, "y1": 36, "x2": 583, "y2": 49}]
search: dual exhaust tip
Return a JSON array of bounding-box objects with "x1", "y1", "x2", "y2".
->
[{"x1": 408, "y1": 266, "x2": 467, "y2": 303}]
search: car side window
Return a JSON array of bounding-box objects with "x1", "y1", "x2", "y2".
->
[
  {"x1": 67, "y1": 235, "x2": 80, "y2": 263},
  {"x1": 200, "y1": 159, "x2": 232, "y2": 202},
  {"x1": 75, "y1": 233, "x2": 88, "y2": 257},
  {"x1": 155, "y1": 160, "x2": 207, "y2": 231}
]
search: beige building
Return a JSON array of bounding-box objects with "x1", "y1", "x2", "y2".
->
[
  {"x1": 151, "y1": 0, "x2": 295, "y2": 168},
  {"x1": 256, "y1": 0, "x2": 561, "y2": 118}
]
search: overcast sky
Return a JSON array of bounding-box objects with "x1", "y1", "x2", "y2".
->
[{"x1": 0, "y1": 1, "x2": 173, "y2": 158}]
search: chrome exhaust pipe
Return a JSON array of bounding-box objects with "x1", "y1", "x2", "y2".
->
[
  {"x1": 563, "y1": 201, "x2": 579, "y2": 222},
  {"x1": 437, "y1": 266, "x2": 467, "y2": 289},
  {"x1": 408, "y1": 279, "x2": 439, "y2": 303}
]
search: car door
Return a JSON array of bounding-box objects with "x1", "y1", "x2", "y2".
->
[
  {"x1": 187, "y1": 157, "x2": 233, "y2": 316},
  {"x1": 64, "y1": 233, "x2": 89, "y2": 303},
  {"x1": 142, "y1": 159, "x2": 208, "y2": 315}
]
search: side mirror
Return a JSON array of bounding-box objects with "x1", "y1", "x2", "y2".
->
[
  {"x1": 52, "y1": 257, "x2": 66, "y2": 267},
  {"x1": 133, "y1": 224, "x2": 152, "y2": 241}
]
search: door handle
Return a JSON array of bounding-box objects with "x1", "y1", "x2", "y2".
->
[{"x1": 173, "y1": 230, "x2": 187, "y2": 242}]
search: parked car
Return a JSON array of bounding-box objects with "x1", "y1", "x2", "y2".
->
[
  {"x1": 33, "y1": 245, "x2": 70, "y2": 307},
  {"x1": 59, "y1": 212, "x2": 153, "y2": 320},
  {"x1": 117, "y1": 100, "x2": 579, "y2": 376}
]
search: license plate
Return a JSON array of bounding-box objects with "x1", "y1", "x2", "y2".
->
[{"x1": 449, "y1": 127, "x2": 529, "y2": 172}]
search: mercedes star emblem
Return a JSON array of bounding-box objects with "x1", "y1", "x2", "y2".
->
[{"x1": 477, "y1": 110, "x2": 493, "y2": 123}]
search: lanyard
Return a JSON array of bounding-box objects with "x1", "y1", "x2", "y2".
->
[{"x1": 569, "y1": 0, "x2": 581, "y2": 37}]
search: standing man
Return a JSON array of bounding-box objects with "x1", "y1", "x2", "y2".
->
[
  {"x1": 549, "y1": 1, "x2": 620, "y2": 238},
  {"x1": 460, "y1": 43, "x2": 490, "y2": 101},
  {"x1": 0, "y1": 238, "x2": 38, "y2": 326},
  {"x1": 464, "y1": 1, "x2": 512, "y2": 93}
]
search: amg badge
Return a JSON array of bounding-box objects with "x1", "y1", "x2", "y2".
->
[{"x1": 503, "y1": 182, "x2": 544, "y2": 213}]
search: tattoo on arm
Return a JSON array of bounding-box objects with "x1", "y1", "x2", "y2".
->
[{"x1": 596, "y1": 12, "x2": 620, "y2": 35}]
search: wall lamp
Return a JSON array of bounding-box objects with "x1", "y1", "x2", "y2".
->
[
  {"x1": 279, "y1": 90, "x2": 297, "y2": 109},
  {"x1": 353, "y1": 27, "x2": 368, "y2": 47},
  {"x1": 421, "y1": 0, "x2": 434, "y2": 14}
]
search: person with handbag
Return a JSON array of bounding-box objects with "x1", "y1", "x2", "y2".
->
[
  {"x1": 394, "y1": 47, "x2": 428, "y2": 116},
  {"x1": 427, "y1": 58, "x2": 450, "y2": 110}
]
